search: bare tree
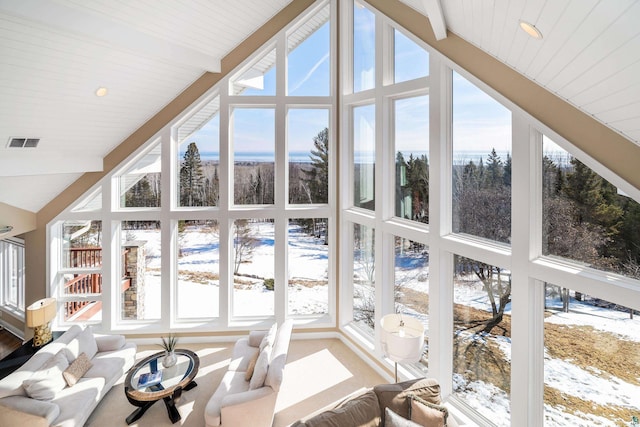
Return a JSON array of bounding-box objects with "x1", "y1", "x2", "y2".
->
[{"x1": 233, "y1": 220, "x2": 257, "y2": 275}]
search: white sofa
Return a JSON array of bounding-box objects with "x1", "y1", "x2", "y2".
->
[
  {"x1": 0, "y1": 325, "x2": 137, "y2": 427},
  {"x1": 205, "y1": 319, "x2": 294, "y2": 427}
]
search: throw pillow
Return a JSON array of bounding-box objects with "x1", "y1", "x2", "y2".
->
[
  {"x1": 385, "y1": 407, "x2": 422, "y2": 427},
  {"x1": 22, "y1": 350, "x2": 69, "y2": 400},
  {"x1": 244, "y1": 349, "x2": 260, "y2": 381},
  {"x1": 259, "y1": 323, "x2": 277, "y2": 353},
  {"x1": 408, "y1": 394, "x2": 448, "y2": 427},
  {"x1": 64, "y1": 326, "x2": 98, "y2": 362},
  {"x1": 63, "y1": 352, "x2": 93, "y2": 386},
  {"x1": 249, "y1": 345, "x2": 271, "y2": 390}
]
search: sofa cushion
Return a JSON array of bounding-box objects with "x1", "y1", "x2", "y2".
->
[
  {"x1": 95, "y1": 334, "x2": 125, "y2": 352},
  {"x1": 22, "y1": 350, "x2": 69, "y2": 400},
  {"x1": 51, "y1": 376, "x2": 105, "y2": 427},
  {"x1": 385, "y1": 407, "x2": 421, "y2": 427},
  {"x1": 62, "y1": 352, "x2": 92, "y2": 387},
  {"x1": 64, "y1": 327, "x2": 98, "y2": 362},
  {"x1": 408, "y1": 394, "x2": 447, "y2": 427},
  {"x1": 298, "y1": 389, "x2": 381, "y2": 427},
  {"x1": 249, "y1": 345, "x2": 271, "y2": 390}
]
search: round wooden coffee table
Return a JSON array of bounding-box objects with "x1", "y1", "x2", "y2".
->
[{"x1": 124, "y1": 349, "x2": 199, "y2": 424}]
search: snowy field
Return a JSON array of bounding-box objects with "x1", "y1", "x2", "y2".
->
[
  {"x1": 129, "y1": 222, "x2": 639, "y2": 426},
  {"x1": 131, "y1": 221, "x2": 329, "y2": 319}
]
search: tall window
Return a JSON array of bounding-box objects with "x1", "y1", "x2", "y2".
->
[
  {"x1": 543, "y1": 285, "x2": 640, "y2": 425},
  {"x1": 452, "y1": 71, "x2": 512, "y2": 244},
  {"x1": 453, "y1": 255, "x2": 511, "y2": 425},
  {"x1": 0, "y1": 238, "x2": 25, "y2": 315},
  {"x1": 542, "y1": 136, "x2": 640, "y2": 280},
  {"x1": 394, "y1": 95, "x2": 429, "y2": 223}
]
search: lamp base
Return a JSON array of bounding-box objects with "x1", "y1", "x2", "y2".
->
[{"x1": 33, "y1": 322, "x2": 53, "y2": 347}]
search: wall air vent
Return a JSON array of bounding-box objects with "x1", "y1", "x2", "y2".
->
[{"x1": 7, "y1": 137, "x2": 40, "y2": 148}]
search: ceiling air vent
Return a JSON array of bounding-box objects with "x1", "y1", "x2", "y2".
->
[{"x1": 7, "y1": 137, "x2": 40, "y2": 148}]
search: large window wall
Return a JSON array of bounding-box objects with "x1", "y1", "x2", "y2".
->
[
  {"x1": 50, "y1": 0, "x2": 335, "y2": 332},
  {"x1": 339, "y1": 1, "x2": 640, "y2": 426},
  {"x1": 46, "y1": 0, "x2": 640, "y2": 425}
]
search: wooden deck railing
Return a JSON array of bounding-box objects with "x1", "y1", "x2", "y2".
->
[
  {"x1": 65, "y1": 247, "x2": 103, "y2": 320},
  {"x1": 64, "y1": 272, "x2": 102, "y2": 320},
  {"x1": 68, "y1": 247, "x2": 102, "y2": 268}
]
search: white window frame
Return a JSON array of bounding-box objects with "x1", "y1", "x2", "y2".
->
[{"x1": 0, "y1": 237, "x2": 25, "y2": 319}]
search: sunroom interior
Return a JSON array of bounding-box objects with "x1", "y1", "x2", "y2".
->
[{"x1": 1, "y1": 0, "x2": 640, "y2": 425}]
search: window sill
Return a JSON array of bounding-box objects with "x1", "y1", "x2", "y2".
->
[{"x1": 0, "y1": 305, "x2": 25, "y2": 322}]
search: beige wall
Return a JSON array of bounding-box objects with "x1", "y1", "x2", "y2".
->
[
  {"x1": 0, "y1": 202, "x2": 35, "y2": 239},
  {"x1": 20, "y1": 0, "x2": 640, "y2": 337}
]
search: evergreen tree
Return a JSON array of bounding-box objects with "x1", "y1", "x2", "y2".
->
[
  {"x1": 302, "y1": 127, "x2": 329, "y2": 203},
  {"x1": 179, "y1": 142, "x2": 205, "y2": 206},
  {"x1": 406, "y1": 154, "x2": 429, "y2": 222},
  {"x1": 125, "y1": 176, "x2": 157, "y2": 207},
  {"x1": 502, "y1": 153, "x2": 511, "y2": 188},
  {"x1": 485, "y1": 148, "x2": 503, "y2": 188}
]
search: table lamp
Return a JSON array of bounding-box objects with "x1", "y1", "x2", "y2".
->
[
  {"x1": 380, "y1": 313, "x2": 425, "y2": 382},
  {"x1": 26, "y1": 297, "x2": 57, "y2": 347}
]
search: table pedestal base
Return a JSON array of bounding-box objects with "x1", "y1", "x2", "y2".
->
[{"x1": 125, "y1": 380, "x2": 198, "y2": 425}]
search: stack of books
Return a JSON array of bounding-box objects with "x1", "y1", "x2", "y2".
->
[{"x1": 137, "y1": 370, "x2": 162, "y2": 388}]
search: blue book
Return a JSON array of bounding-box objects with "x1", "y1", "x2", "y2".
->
[{"x1": 137, "y1": 370, "x2": 162, "y2": 388}]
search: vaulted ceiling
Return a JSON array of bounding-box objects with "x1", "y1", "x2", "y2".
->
[{"x1": 0, "y1": 0, "x2": 638, "y2": 216}]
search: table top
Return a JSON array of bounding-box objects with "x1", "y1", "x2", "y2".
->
[{"x1": 124, "y1": 349, "x2": 199, "y2": 402}]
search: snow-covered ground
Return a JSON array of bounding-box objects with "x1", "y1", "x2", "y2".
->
[
  {"x1": 128, "y1": 222, "x2": 639, "y2": 426},
  {"x1": 131, "y1": 222, "x2": 329, "y2": 319}
]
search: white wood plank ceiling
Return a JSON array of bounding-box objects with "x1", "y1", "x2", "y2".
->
[
  {"x1": 0, "y1": 0, "x2": 639, "y2": 213},
  {"x1": 400, "y1": 0, "x2": 640, "y2": 146},
  {"x1": 0, "y1": 0, "x2": 291, "y2": 212}
]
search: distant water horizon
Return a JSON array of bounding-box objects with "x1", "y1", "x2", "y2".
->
[
  {"x1": 196, "y1": 151, "x2": 314, "y2": 163},
  {"x1": 184, "y1": 149, "x2": 568, "y2": 164}
]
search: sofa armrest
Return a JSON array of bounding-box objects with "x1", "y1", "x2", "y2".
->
[
  {"x1": 220, "y1": 387, "x2": 276, "y2": 427},
  {"x1": 0, "y1": 395, "x2": 60, "y2": 426},
  {"x1": 248, "y1": 330, "x2": 268, "y2": 347}
]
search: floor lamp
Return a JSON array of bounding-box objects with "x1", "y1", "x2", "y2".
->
[
  {"x1": 26, "y1": 297, "x2": 57, "y2": 347},
  {"x1": 380, "y1": 313, "x2": 425, "y2": 382}
]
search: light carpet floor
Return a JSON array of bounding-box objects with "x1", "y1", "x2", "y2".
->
[{"x1": 86, "y1": 338, "x2": 385, "y2": 427}]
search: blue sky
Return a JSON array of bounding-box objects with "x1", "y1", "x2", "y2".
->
[{"x1": 181, "y1": 5, "x2": 512, "y2": 162}]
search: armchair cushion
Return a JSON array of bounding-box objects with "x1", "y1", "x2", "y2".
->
[
  {"x1": 259, "y1": 323, "x2": 277, "y2": 352},
  {"x1": 244, "y1": 350, "x2": 260, "y2": 381},
  {"x1": 249, "y1": 345, "x2": 270, "y2": 390}
]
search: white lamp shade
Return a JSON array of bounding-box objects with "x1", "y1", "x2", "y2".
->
[
  {"x1": 380, "y1": 314, "x2": 424, "y2": 363},
  {"x1": 26, "y1": 298, "x2": 57, "y2": 327}
]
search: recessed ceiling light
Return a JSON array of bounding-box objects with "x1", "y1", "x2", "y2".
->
[
  {"x1": 519, "y1": 20, "x2": 542, "y2": 39},
  {"x1": 95, "y1": 87, "x2": 108, "y2": 97}
]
